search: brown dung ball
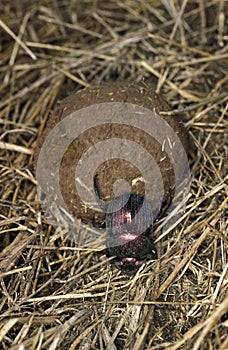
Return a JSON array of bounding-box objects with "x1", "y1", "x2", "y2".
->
[{"x1": 34, "y1": 82, "x2": 189, "y2": 227}]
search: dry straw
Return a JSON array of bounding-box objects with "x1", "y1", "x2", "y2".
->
[{"x1": 0, "y1": 0, "x2": 227, "y2": 349}]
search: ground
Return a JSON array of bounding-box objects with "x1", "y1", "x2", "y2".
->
[{"x1": 0, "y1": 1, "x2": 227, "y2": 349}]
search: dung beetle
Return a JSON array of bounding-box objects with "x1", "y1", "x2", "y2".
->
[{"x1": 94, "y1": 175, "x2": 159, "y2": 275}]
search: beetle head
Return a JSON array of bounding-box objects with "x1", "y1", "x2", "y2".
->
[{"x1": 106, "y1": 193, "x2": 153, "y2": 237}]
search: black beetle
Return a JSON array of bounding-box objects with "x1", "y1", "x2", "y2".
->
[{"x1": 94, "y1": 175, "x2": 159, "y2": 275}]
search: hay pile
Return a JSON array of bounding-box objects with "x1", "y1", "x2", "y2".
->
[{"x1": 0, "y1": 1, "x2": 227, "y2": 349}]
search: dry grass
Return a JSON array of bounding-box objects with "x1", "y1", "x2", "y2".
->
[{"x1": 0, "y1": 0, "x2": 227, "y2": 349}]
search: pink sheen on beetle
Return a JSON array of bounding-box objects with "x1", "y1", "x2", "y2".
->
[
  {"x1": 119, "y1": 233, "x2": 139, "y2": 241},
  {"x1": 117, "y1": 258, "x2": 144, "y2": 266}
]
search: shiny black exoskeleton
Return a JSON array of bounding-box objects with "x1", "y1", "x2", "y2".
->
[{"x1": 94, "y1": 175, "x2": 158, "y2": 275}]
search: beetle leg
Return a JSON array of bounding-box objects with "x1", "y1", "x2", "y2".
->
[
  {"x1": 93, "y1": 174, "x2": 108, "y2": 212},
  {"x1": 155, "y1": 194, "x2": 173, "y2": 221}
]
